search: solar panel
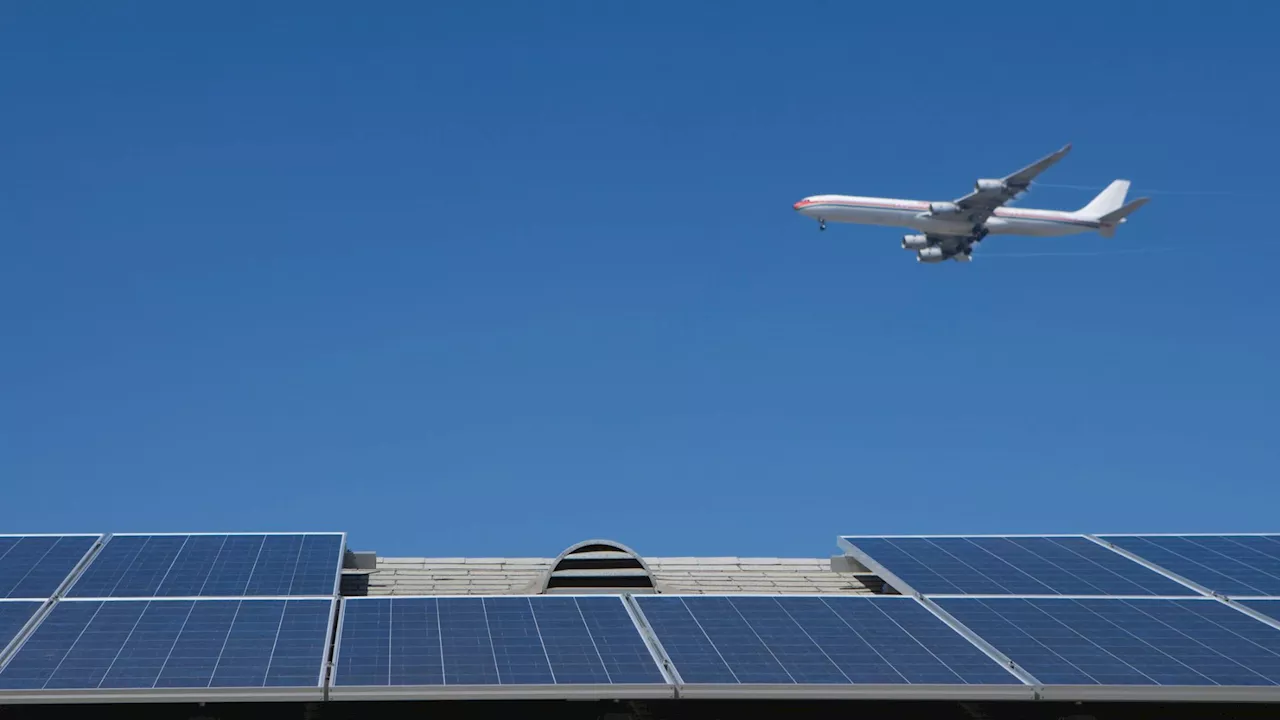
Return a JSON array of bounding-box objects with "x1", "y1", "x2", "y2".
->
[
  {"x1": 935, "y1": 596, "x2": 1280, "y2": 701},
  {"x1": 0, "y1": 598, "x2": 334, "y2": 702},
  {"x1": 633, "y1": 595, "x2": 1032, "y2": 700},
  {"x1": 0, "y1": 535, "x2": 100, "y2": 600},
  {"x1": 1098, "y1": 535, "x2": 1280, "y2": 598},
  {"x1": 65, "y1": 533, "x2": 344, "y2": 599},
  {"x1": 839, "y1": 535, "x2": 1199, "y2": 596},
  {"x1": 0, "y1": 602, "x2": 43, "y2": 656},
  {"x1": 329, "y1": 595, "x2": 673, "y2": 700}
]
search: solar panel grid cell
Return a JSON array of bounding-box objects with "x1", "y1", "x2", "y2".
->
[
  {"x1": 0, "y1": 536, "x2": 99, "y2": 600},
  {"x1": 842, "y1": 536, "x2": 1199, "y2": 596},
  {"x1": 1100, "y1": 535, "x2": 1280, "y2": 598},
  {"x1": 516, "y1": 597, "x2": 597, "y2": 684}
]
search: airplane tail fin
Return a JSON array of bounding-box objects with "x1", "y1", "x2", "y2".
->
[
  {"x1": 1077, "y1": 179, "x2": 1131, "y2": 219},
  {"x1": 1097, "y1": 197, "x2": 1151, "y2": 238}
]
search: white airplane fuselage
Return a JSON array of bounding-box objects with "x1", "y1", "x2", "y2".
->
[{"x1": 793, "y1": 195, "x2": 1099, "y2": 238}]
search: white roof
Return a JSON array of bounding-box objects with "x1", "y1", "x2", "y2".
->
[{"x1": 363, "y1": 556, "x2": 874, "y2": 595}]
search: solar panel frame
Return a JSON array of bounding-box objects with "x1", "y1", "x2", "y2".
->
[
  {"x1": 631, "y1": 593, "x2": 1036, "y2": 701},
  {"x1": 1229, "y1": 599, "x2": 1280, "y2": 641},
  {"x1": 0, "y1": 596, "x2": 339, "y2": 705},
  {"x1": 837, "y1": 534, "x2": 1204, "y2": 598},
  {"x1": 933, "y1": 595, "x2": 1280, "y2": 703},
  {"x1": 1095, "y1": 533, "x2": 1280, "y2": 599},
  {"x1": 1238, "y1": 599, "x2": 1280, "y2": 620},
  {"x1": 327, "y1": 594, "x2": 677, "y2": 701},
  {"x1": 0, "y1": 534, "x2": 105, "y2": 601},
  {"x1": 62, "y1": 532, "x2": 347, "y2": 600}
]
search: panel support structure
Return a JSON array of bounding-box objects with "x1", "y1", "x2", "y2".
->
[
  {"x1": 669, "y1": 682, "x2": 1036, "y2": 701},
  {"x1": 620, "y1": 592, "x2": 683, "y2": 694},
  {"x1": 836, "y1": 537, "x2": 922, "y2": 597},
  {"x1": 1220, "y1": 598, "x2": 1280, "y2": 633},
  {"x1": 1036, "y1": 684, "x2": 1280, "y2": 704},
  {"x1": 0, "y1": 534, "x2": 109, "y2": 674},
  {"x1": 47, "y1": 534, "x2": 108, "y2": 601},
  {"x1": 0, "y1": 686, "x2": 325, "y2": 705},
  {"x1": 0, "y1": 601, "x2": 51, "y2": 671}
]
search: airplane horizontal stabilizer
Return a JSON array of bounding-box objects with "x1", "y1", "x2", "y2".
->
[{"x1": 1098, "y1": 197, "x2": 1150, "y2": 237}]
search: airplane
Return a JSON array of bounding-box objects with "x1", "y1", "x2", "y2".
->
[{"x1": 792, "y1": 144, "x2": 1150, "y2": 263}]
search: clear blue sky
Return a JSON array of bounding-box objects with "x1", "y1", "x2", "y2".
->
[{"x1": 3, "y1": 2, "x2": 1278, "y2": 559}]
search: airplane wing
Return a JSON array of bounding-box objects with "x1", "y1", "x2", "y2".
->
[{"x1": 949, "y1": 144, "x2": 1072, "y2": 225}]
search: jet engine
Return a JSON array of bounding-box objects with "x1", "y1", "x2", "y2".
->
[
  {"x1": 974, "y1": 178, "x2": 1007, "y2": 193},
  {"x1": 917, "y1": 246, "x2": 948, "y2": 262},
  {"x1": 901, "y1": 234, "x2": 930, "y2": 250},
  {"x1": 928, "y1": 201, "x2": 960, "y2": 215}
]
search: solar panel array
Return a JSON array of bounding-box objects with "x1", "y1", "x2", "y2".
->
[
  {"x1": 0, "y1": 599, "x2": 333, "y2": 693},
  {"x1": 838, "y1": 533, "x2": 1280, "y2": 701},
  {"x1": 6, "y1": 530, "x2": 1280, "y2": 705},
  {"x1": 65, "y1": 533, "x2": 345, "y2": 599},
  {"x1": 0, "y1": 532, "x2": 345, "y2": 704}
]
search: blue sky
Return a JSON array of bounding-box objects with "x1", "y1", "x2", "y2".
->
[{"x1": 3, "y1": 2, "x2": 1278, "y2": 559}]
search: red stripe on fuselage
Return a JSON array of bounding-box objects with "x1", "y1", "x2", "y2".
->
[{"x1": 795, "y1": 197, "x2": 1079, "y2": 222}]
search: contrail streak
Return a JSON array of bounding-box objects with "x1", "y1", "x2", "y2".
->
[
  {"x1": 980, "y1": 247, "x2": 1171, "y2": 258},
  {"x1": 1033, "y1": 182, "x2": 1232, "y2": 196}
]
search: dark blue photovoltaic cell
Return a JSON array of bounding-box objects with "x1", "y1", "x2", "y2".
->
[
  {"x1": 0, "y1": 599, "x2": 332, "y2": 690},
  {"x1": 843, "y1": 536, "x2": 1197, "y2": 596},
  {"x1": 333, "y1": 596, "x2": 667, "y2": 687},
  {"x1": 0, "y1": 603, "x2": 42, "y2": 651},
  {"x1": 937, "y1": 597, "x2": 1280, "y2": 686},
  {"x1": 0, "y1": 536, "x2": 98, "y2": 599},
  {"x1": 635, "y1": 596, "x2": 1020, "y2": 686},
  {"x1": 65, "y1": 534, "x2": 343, "y2": 598},
  {"x1": 1100, "y1": 535, "x2": 1280, "y2": 597}
]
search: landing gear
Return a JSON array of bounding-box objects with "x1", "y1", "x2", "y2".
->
[{"x1": 818, "y1": 218, "x2": 826, "y2": 231}]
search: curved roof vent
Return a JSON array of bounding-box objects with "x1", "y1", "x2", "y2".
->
[{"x1": 540, "y1": 539, "x2": 657, "y2": 594}]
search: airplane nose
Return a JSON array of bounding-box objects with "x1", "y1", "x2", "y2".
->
[{"x1": 793, "y1": 198, "x2": 809, "y2": 211}]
